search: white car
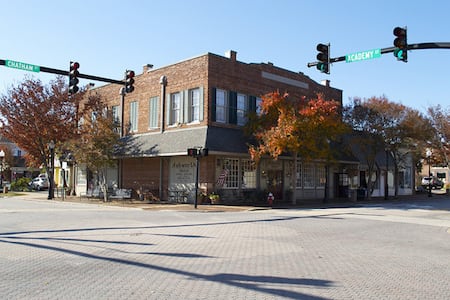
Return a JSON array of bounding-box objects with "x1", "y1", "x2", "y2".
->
[
  {"x1": 421, "y1": 176, "x2": 444, "y2": 189},
  {"x1": 29, "y1": 177, "x2": 49, "y2": 191}
]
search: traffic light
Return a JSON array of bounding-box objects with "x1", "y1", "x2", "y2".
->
[
  {"x1": 125, "y1": 70, "x2": 135, "y2": 93},
  {"x1": 69, "y1": 61, "x2": 80, "y2": 94},
  {"x1": 316, "y1": 43, "x2": 330, "y2": 74},
  {"x1": 187, "y1": 148, "x2": 208, "y2": 157},
  {"x1": 187, "y1": 148, "x2": 198, "y2": 157},
  {"x1": 393, "y1": 26, "x2": 407, "y2": 62}
]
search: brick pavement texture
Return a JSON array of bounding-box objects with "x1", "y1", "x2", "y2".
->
[{"x1": 0, "y1": 193, "x2": 449, "y2": 299}]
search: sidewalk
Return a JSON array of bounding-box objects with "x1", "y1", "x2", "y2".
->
[
  {"x1": 4, "y1": 190, "x2": 448, "y2": 212},
  {"x1": 5, "y1": 191, "x2": 257, "y2": 212}
]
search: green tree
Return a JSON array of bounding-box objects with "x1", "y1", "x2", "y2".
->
[
  {"x1": 69, "y1": 93, "x2": 121, "y2": 202},
  {"x1": 343, "y1": 98, "x2": 385, "y2": 199},
  {"x1": 427, "y1": 105, "x2": 450, "y2": 167},
  {"x1": 344, "y1": 96, "x2": 434, "y2": 198}
]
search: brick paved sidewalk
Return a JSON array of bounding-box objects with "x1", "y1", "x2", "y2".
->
[{"x1": 7, "y1": 189, "x2": 449, "y2": 212}]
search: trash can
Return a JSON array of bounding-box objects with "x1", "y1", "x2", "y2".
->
[
  {"x1": 350, "y1": 189, "x2": 357, "y2": 202},
  {"x1": 3, "y1": 186, "x2": 8, "y2": 194},
  {"x1": 357, "y1": 188, "x2": 366, "y2": 201}
]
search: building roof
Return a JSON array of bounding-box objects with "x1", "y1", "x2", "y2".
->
[
  {"x1": 119, "y1": 126, "x2": 251, "y2": 157},
  {"x1": 118, "y1": 126, "x2": 360, "y2": 166}
]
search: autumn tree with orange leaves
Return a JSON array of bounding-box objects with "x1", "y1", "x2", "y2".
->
[
  {"x1": 0, "y1": 76, "x2": 81, "y2": 179},
  {"x1": 247, "y1": 91, "x2": 348, "y2": 204}
]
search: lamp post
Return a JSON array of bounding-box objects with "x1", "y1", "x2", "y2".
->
[
  {"x1": 0, "y1": 150, "x2": 5, "y2": 189},
  {"x1": 426, "y1": 149, "x2": 432, "y2": 198},
  {"x1": 385, "y1": 148, "x2": 389, "y2": 200},
  {"x1": 48, "y1": 141, "x2": 55, "y2": 200}
]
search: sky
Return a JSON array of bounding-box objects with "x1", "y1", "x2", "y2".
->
[{"x1": 1, "y1": 0, "x2": 449, "y2": 113}]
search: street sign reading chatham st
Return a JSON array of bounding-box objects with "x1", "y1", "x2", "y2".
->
[
  {"x1": 345, "y1": 49, "x2": 382, "y2": 63},
  {"x1": 5, "y1": 59, "x2": 40, "y2": 72}
]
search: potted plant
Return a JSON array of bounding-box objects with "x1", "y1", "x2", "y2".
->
[
  {"x1": 198, "y1": 191, "x2": 208, "y2": 205},
  {"x1": 209, "y1": 192, "x2": 220, "y2": 204}
]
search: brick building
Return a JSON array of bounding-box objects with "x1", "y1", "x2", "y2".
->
[{"x1": 76, "y1": 51, "x2": 359, "y2": 204}]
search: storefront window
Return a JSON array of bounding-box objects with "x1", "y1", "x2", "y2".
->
[
  {"x1": 399, "y1": 167, "x2": 412, "y2": 188},
  {"x1": 216, "y1": 158, "x2": 256, "y2": 189},
  {"x1": 217, "y1": 158, "x2": 238, "y2": 188},
  {"x1": 241, "y1": 159, "x2": 256, "y2": 188},
  {"x1": 315, "y1": 164, "x2": 326, "y2": 187},
  {"x1": 303, "y1": 163, "x2": 315, "y2": 188},
  {"x1": 296, "y1": 162, "x2": 302, "y2": 188}
]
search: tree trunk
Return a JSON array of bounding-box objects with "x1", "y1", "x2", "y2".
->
[
  {"x1": 98, "y1": 170, "x2": 108, "y2": 202},
  {"x1": 394, "y1": 163, "x2": 399, "y2": 198},
  {"x1": 366, "y1": 165, "x2": 377, "y2": 200},
  {"x1": 292, "y1": 153, "x2": 298, "y2": 205}
]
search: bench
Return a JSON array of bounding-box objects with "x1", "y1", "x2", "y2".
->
[
  {"x1": 168, "y1": 190, "x2": 188, "y2": 203},
  {"x1": 109, "y1": 188, "x2": 132, "y2": 200},
  {"x1": 80, "y1": 188, "x2": 132, "y2": 200}
]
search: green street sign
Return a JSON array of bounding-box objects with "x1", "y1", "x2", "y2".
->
[
  {"x1": 5, "y1": 59, "x2": 40, "y2": 72},
  {"x1": 345, "y1": 49, "x2": 382, "y2": 63}
]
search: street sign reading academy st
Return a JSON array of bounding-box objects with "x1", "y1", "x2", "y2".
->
[{"x1": 345, "y1": 49, "x2": 382, "y2": 63}]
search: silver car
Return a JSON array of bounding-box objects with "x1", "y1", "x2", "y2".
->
[
  {"x1": 421, "y1": 176, "x2": 444, "y2": 189},
  {"x1": 29, "y1": 177, "x2": 49, "y2": 191}
]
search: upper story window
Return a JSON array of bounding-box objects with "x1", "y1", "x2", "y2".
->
[
  {"x1": 170, "y1": 92, "x2": 181, "y2": 125},
  {"x1": 189, "y1": 88, "x2": 200, "y2": 123},
  {"x1": 112, "y1": 105, "x2": 120, "y2": 123},
  {"x1": 237, "y1": 93, "x2": 247, "y2": 126},
  {"x1": 166, "y1": 87, "x2": 204, "y2": 127},
  {"x1": 111, "y1": 105, "x2": 121, "y2": 135},
  {"x1": 215, "y1": 89, "x2": 227, "y2": 123},
  {"x1": 256, "y1": 97, "x2": 263, "y2": 115},
  {"x1": 130, "y1": 101, "x2": 138, "y2": 132},
  {"x1": 149, "y1": 96, "x2": 159, "y2": 129},
  {"x1": 213, "y1": 88, "x2": 258, "y2": 126}
]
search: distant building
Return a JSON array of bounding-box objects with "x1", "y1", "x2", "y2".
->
[{"x1": 0, "y1": 135, "x2": 39, "y2": 182}]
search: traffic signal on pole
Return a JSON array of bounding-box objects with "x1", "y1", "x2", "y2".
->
[
  {"x1": 316, "y1": 43, "x2": 330, "y2": 74},
  {"x1": 187, "y1": 148, "x2": 208, "y2": 157},
  {"x1": 393, "y1": 26, "x2": 407, "y2": 62},
  {"x1": 187, "y1": 148, "x2": 198, "y2": 157},
  {"x1": 69, "y1": 61, "x2": 80, "y2": 94},
  {"x1": 125, "y1": 70, "x2": 135, "y2": 93}
]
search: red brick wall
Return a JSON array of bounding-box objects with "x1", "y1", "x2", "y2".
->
[
  {"x1": 81, "y1": 52, "x2": 343, "y2": 201},
  {"x1": 207, "y1": 53, "x2": 342, "y2": 107},
  {"x1": 88, "y1": 52, "x2": 342, "y2": 135}
]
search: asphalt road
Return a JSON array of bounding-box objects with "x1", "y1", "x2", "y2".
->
[{"x1": 0, "y1": 193, "x2": 449, "y2": 299}]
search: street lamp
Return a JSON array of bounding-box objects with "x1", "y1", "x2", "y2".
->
[
  {"x1": 48, "y1": 141, "x2": 55, "y2": 200},
  {"x1": 385, "y1": 148, "x2": 389, "y2": 200},
  {"x1": 426, "y1": 149, "x2": 432, "y2": 198},
  {"x1": 0, "y1": 149, "x2": 5, "y2": 189}
]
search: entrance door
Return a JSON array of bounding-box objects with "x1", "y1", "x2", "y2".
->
[
  {"x1": 267, "y1": 170, "x2": 283, "y2": 201},
  {"x1": 334, "y1": 173, "x2": 349, "y2": 198}
]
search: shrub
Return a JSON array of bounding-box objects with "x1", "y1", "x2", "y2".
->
[{"x1": 11, "y1": 177, "x2": 31, "y2": 192}]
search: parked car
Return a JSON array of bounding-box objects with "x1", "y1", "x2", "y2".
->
[
  {"x1": 421, "y1": 176, "x2": 444, "y2": 189},
  {"x1": 29, "y1": 177, "x2": 49, "y2": 191}
]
